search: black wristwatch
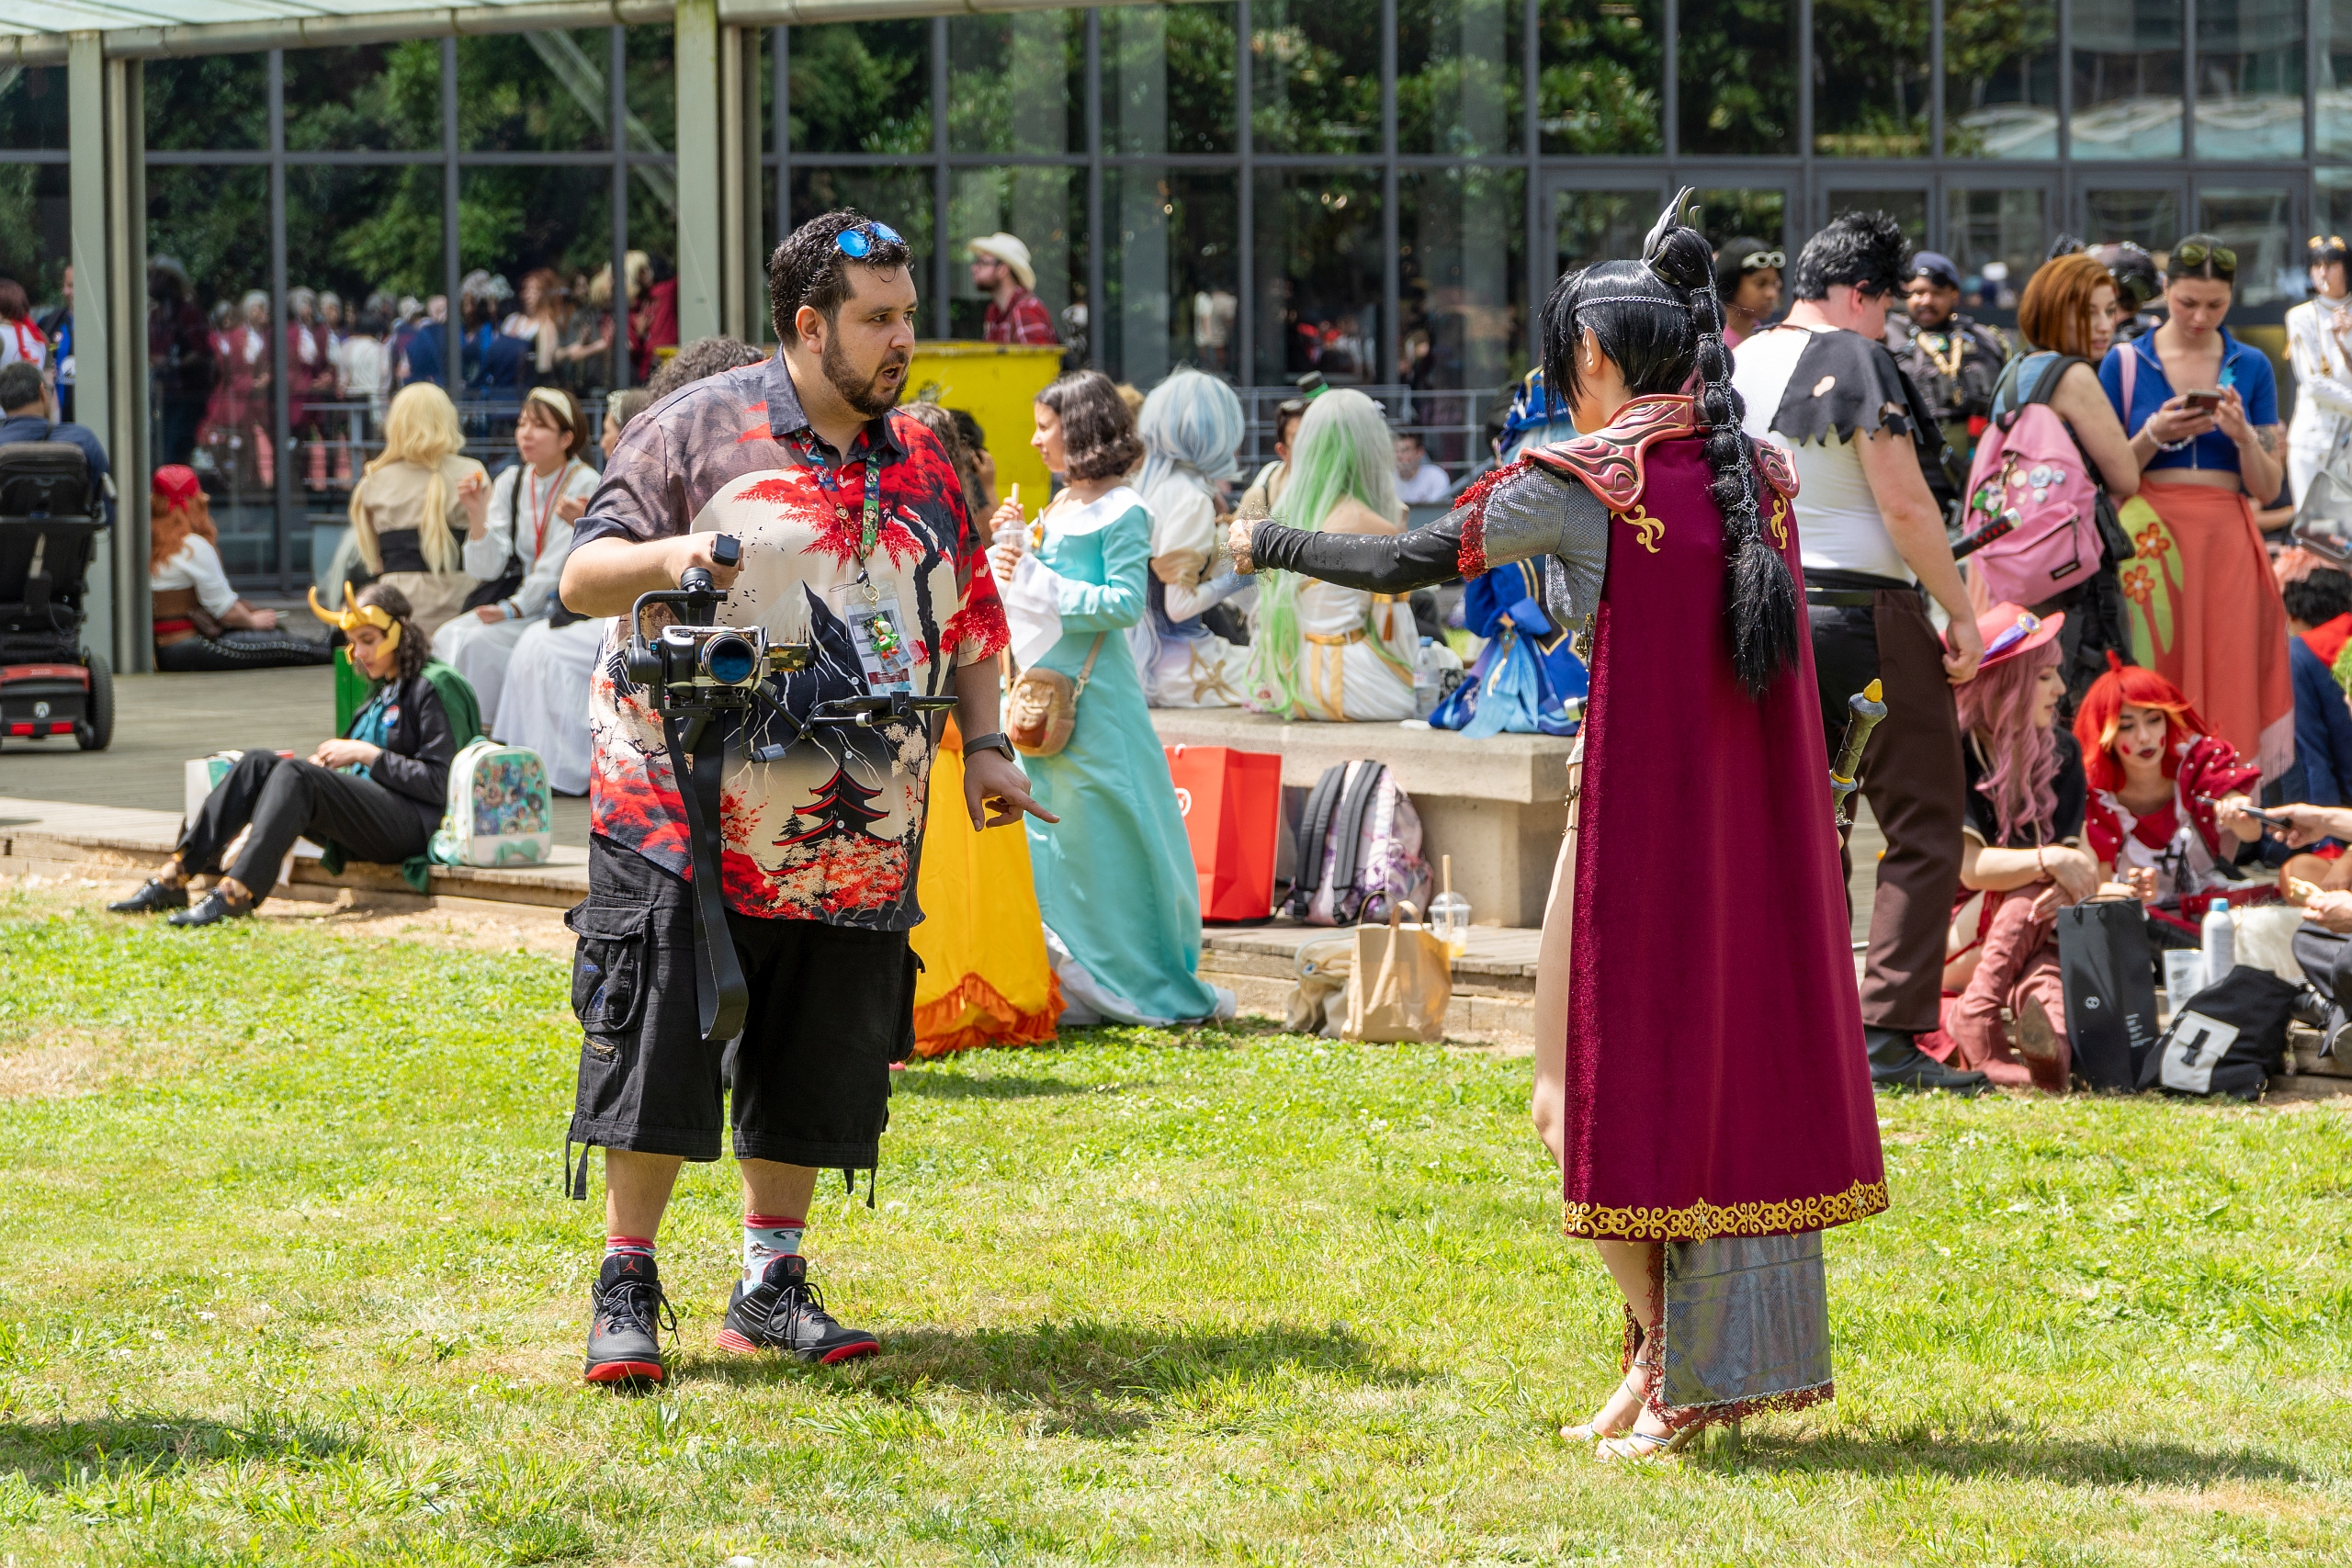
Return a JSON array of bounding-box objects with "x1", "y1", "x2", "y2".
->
[{"x1": 963, "y1": 730, "x2": 1018, "y2": 764}]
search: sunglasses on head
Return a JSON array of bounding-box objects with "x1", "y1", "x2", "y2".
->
[
  {"x1": 2173, "y1": 241, "x2": 2236, "y2": 277},
  {"x1": 834, "y1": 220, "x2": 905, "y2": 259},
  {"x1": 1740, "y1": 250, "x2": 1784, "y2": 271}
]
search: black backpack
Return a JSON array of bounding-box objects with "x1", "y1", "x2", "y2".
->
[
  {"x1": 0, "y1": 436, "x2": 96, "y2": 519},
  {"x1": 2140, "y1": 964, "x2": 2298, "y2": 1101}
]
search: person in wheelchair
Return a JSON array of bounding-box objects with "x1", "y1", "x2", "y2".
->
[
  {"x1": 108, "y1": 583, "x2": 459, "y2": 926},
  {"x1": 0, "y1": 362, "x2": 110, "y2": 524}
]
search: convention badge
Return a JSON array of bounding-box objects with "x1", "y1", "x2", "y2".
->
[{"x1": 836, "y1": 580, "x2": 916, "y2": 694}]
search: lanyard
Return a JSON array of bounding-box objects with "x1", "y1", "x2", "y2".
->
[{"x1": 529, "y1": 459, "x2": 572, "y2": 558}]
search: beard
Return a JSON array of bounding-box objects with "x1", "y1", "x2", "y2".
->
[{"x1": 822, "y1": 335, "x2": 910, "y2": 419}]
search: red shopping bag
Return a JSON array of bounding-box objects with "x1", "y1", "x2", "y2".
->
[{"x1": 1164, "y1": 745, "x2": 1283, "y2": 922}]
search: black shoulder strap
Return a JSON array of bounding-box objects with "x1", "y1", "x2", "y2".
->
[
  {"x1": 662, "y1": 713, "x2": 750, "y2": 1044},
  {"x1": 1289, "y1": 764, "x2": 1348, "y2": 910},
  {"x1": 2021, "y1": 355, "x2": 2086, "y2": 410},
  {"x1": 1329, "y1": 761, "x2": 1385, "y2": 902}
]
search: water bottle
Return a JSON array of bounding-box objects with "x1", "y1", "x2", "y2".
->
[
  {"x1": 1414, "y1": 637, "x2": 1441, "y2": 718},
  {"x1": 2200, "y1": 903, "x2": 2236, "y2": 986}
]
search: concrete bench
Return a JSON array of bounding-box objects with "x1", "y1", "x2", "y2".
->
[{"x1": 1147, "y1": 708, "x2": 1573, "y2": 928}]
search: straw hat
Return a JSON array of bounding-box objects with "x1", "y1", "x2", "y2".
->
[{"x1": 967, "y1": 232, "x2": 1035, "y2": 290}]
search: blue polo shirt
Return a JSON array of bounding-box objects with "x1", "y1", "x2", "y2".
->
[
  {"x1": 2098, "y1": 327, "x2": 2278, "y2": 479},
  {"x1": 0, "y1": 412, "x2": 113, "y2": 525}
]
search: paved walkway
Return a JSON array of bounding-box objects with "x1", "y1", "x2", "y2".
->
[{"x1": 0, "y1": 665, "x2": 592, "y2": 847}]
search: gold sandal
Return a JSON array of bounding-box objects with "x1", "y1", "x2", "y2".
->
[
  {"x1": 1595, "y1": 1423, "x2": 1697, "y2": 1463},
  {"x1": 1559, "y1": 1360, "x2": 1652, "y2": 1442}
]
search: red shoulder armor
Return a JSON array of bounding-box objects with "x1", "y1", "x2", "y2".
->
[
  {"x1": 1753, "y1": 440, "x2": 1799, "y2": 501},
  {"x1": 1521, "y1": 395, "x2": 1695, "y2": 511}
]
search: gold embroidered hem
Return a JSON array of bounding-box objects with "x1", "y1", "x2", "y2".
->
[{"x1": 1562, "y1": 1179, "x2": 1889, "y2": 1242}]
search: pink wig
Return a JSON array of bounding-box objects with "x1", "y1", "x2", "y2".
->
[{"x1": 1957, "y1": 637, "x2": 2064, "y2": 845}]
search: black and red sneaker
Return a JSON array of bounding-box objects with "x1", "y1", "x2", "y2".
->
[
  {"x1": 583, "y1": 1251, "x2": 675, "y2": 1385},
  {"x1": 718, "y1": 1254, "x2": 879, "y2": 1365}
]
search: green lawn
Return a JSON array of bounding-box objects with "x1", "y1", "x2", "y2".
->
[{"x1": 2, "y1": 892, "x2": 2350, "y2": 1565}]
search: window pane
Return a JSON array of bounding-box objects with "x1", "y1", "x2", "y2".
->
[
  {"x1": 947, "y1": 167, "x2": 1082, "y2": 343},
  {"x1": 2083, "y1": 187, "x2": 2181, "y2": 252},
  {"x1": 1401, "y1": 169, "x2": 1525, "y2": 394},
  {"x1": 947, "y1": 10, "x2": 1083, "y2": 155},
  {"x1": 1811, "y1": 1, "x2": 1929, "y2": 156},
  {"x1": 628, "y1": 25, "x2": 675, "y2": 151},
  {"x1": 286, "y1": 42, "x2": 442, "y2": 152},
  {"x1": 1538, "y1": 1, "x2": 1661, "y2": 154},
  {"x1": 1104, "y1": 168, "x2": 1240, "y2": 384},
  {"x1": 1253, "y1": 169, "x2": 1382, "y2": 384},
  {"x1": 458, "y1": 166, "x2": 617, "y2": 403},
  {"x1": 2200, "y1": 186, "x2": 2298, "y2": 307},
  {"x1": 1554, "y1": 186, "x2": 1666, "y2": 278},
  {"x1": 2323, "y1": 169, "x2": 2352, "y2": 242},
  {"x1": 1946, "y1": 188, "x2": 2047, "y2": 310},
  {"x1": 1103, "y1": 3, "x2": 1237, "y2": 155},
  {"x1": 2323, "y1": 3, "x2": 2352, "y2": 158},
  {"x1": 787, "y1": 23, "x2": 932, "y2": 155},
  {"x1": 1250, "y1": 0, "x2": 1383, "y2": 156},
  {"x1": 1397, "y1": 0, "x2": 1521, "y2": 157},
  {"x1": 458, "y1": 30, "x2": 613, "y2": 152},
  {"x1": 1946, "y1": 0, "x2": 2059, "y2": 158},
  {"x1": 146, "y1": 55, "x2": 268, "y2": 152},
  {"x1": 1694, "y1": 187, "x2": 1786, "y2": 254},
  {"x1": 2197, "y1": 1, "x2": 2306, "y2": 160},
  {"x1": 1826, "y1": 190, "x2": 1928, "y2": 248},
  {"x1": 0, "y1": 66, "x2": 70, "y2": 152},
  {"x1": 147, "y1": 165, "x2": 275, "y2": 566},
  {"x1": 1679, "y1": 0, "x2": 1797, "y2": 156},
  {"x1": 2071, "y1": 0, "x2": 2184, "y2": 160},
  {"x1": 0, "y1": 164, "x2": 69, "y2": 310}
]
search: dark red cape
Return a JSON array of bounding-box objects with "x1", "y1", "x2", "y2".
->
[{"x1": 1562, "y1": 432, "x2": 1887, "y2": 1240}]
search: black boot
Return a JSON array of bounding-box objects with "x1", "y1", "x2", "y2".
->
[
  {"x1": 108, "y1": 877, "x2": 189, "y2": 914},
  {"x1": 1865, "y1": 1027, "x2": 1990, "y2": 1095}
]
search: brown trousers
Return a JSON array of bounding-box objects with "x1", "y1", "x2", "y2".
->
[{"x1": 1812, "y1": 586, "x2": 1965, "y2": 1036}]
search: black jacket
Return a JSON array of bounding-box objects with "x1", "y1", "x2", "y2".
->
[{"x1": 352, "y1": 671, "x2": 458, "y2": 824}]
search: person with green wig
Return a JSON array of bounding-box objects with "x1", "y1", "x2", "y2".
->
[
  {"x1": 1241, "y1": 388, "x2": 1419, "y2": 721},
  {"x1": 988, "y1": 370, "x2": 1235, "y2": 1026}
]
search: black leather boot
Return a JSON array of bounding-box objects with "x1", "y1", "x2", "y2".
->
[{"x1": 1865, "y1": 1027, "x2": 1990, "y2": 1094}]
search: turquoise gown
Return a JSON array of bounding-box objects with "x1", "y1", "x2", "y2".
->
[{"x1": 1023, "y1": 488, "x2": 1230, "y2": 1025}]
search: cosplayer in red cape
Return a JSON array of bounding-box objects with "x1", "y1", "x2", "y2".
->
[
  {"x1": 2073, "y1": 655, "x2": 2267, "y2": 938},
  {"x1": 1229, "y1": 193, "x2": 1885, "y2": 1459}
]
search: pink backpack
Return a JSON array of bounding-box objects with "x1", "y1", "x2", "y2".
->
[{"x1": 1961, "y1": 355, "x2": 2101, "y2": 606}]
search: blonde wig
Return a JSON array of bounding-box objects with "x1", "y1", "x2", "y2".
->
[{"x1": 350, "y1": 381, "x2": 468, "y2": 574}]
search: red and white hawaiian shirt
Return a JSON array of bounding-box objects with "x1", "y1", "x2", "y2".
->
[{"x1": 575, "y1": 354, "x2": 1009, "y2": 929}]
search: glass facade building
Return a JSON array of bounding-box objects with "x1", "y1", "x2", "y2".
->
[{"x1": 6, "y1": 0, "x2": 2352, "y2": 591}]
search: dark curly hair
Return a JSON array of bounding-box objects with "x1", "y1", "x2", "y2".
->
[
  {"x1": 1541, "y1": 192, "x2": 1799, "y2": 698},
  {"x1": 766, "y1": 209, "x2": 914, "y2": 340},
  {"x1": 1789, "y1": 210, "x2": 1910, "y2": 303},
  {"x1": 643, "y1": 334, "x2": 768, "y2": 400},
  {"x1": 1035, "y1": 370, "x2": 1145, "y2": 483},
  {"x1": 354, "y1": 581, "x2": 428, "y2": 682},
  {"x1": 2284, "y1": 567, "x2": 2352, "y2": 629}
]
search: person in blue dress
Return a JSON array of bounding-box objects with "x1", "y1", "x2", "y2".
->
[{"x1": 987, "y1": 370, "x2": 1235, "y2": 1026}]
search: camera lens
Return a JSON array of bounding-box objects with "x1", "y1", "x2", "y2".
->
[{"x1": 700, "y1": 631, "x2": 758, "y2": 686}]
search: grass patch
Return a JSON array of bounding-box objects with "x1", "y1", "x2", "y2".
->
[{"x1": 0, "y1": 889, "x2": 2348, "y2": 1562}]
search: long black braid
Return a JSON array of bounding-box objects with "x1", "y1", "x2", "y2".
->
[{"x1": 1538, "y1": 190, "x2": 1800, "y2": 698}]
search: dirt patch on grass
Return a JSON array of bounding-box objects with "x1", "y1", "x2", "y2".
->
[{"x1": 0, "y1": 1028, "x2": 169, "y2": 1100}]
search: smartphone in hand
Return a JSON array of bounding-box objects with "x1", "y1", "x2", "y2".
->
[{"x1": 2183, "y1": 389, "x2": 2223, "y2": 412}]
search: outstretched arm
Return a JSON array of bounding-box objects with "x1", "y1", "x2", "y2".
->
[{"x1": 1233, "y1": 511, "x2": 1465, "y2": 592}]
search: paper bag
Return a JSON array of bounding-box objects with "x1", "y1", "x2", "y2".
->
[
  {"x1": 1342, "y1": 900, "x2": 1453, "y2": 1043},
  {"x1": 1164, "y1": 744, "x2": 1283, "y2": 922}
]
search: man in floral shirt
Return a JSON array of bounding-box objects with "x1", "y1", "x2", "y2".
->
[{"x1": 558, "y1": 209, "x2": 1046, "y2": 1387}]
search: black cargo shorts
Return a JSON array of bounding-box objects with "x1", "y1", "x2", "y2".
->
[{"x1": 565, "y1": 834, "x2": 917, "y2": 1169}]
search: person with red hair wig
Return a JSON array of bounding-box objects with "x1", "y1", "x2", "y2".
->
[
  {"x1": 1926, "y1": 604, "x2": 2101, "y2": 1090},
  {"x1": 148, "y1": 465, "x2": 332, "y2": 671},
  {"x1": 2073, "y1": 653, "x2": 2266, "y2": 932}
]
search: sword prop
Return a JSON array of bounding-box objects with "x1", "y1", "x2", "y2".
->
[{"x1": 1830, "y1": 679, "x2": 1886, "y2": 829}]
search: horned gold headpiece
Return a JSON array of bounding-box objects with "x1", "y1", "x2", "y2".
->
[{"x1": 309, "y1": 587, "x2": 401, "y2": 653}]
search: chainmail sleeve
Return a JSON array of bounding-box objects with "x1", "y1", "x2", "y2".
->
[
  {"x1": 1246, "y1": 512, "x2": 1466, "y2": 592},
  {"x1": 1470, "y1": 466, "x2": 1610, "y2": 639}
]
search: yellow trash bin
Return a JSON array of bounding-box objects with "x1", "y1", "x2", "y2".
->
[{"x1": 899, "y1": 342, "x2": 1065, "y2": 510}]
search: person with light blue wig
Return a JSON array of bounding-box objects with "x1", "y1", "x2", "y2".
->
[{"x1": 1131, "y1": 368, "x2": 1255, "y2": 705}]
